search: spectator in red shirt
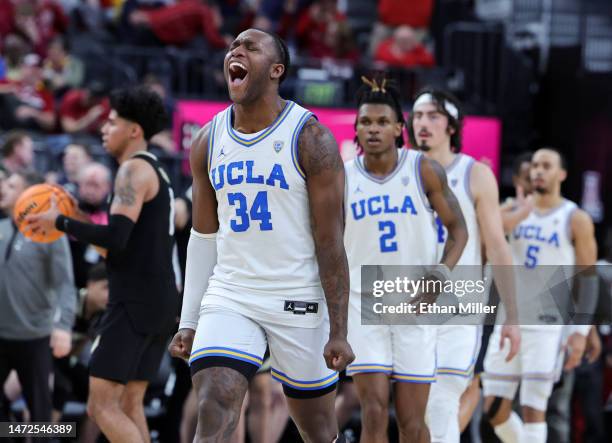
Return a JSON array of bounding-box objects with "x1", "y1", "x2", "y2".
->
[
  {"x1": 379, "y1": 0, "x2": 433, "y2": 29},
  {"x1": 369, "y1": 0, "x2": 434, "y2": 57},
  {"x1": 374, "y1": 25, "x2": 435, "y2": 68},
  {"x1": 296, "y1": 0, "x2": 348, "y2": 59},
  {"x1": 0, "y1": 53, "x2": 55, "y2": 131},
  {"x1": 14, "y1": 0, "x2": 69, "y2": 56},
  {"x1": 128, "y1": 0, "x2": 229, "y2": 48},
  {"x1": 0, "y1": 0, "x2": 16, "y2": 39},
  {"x1": 59, "y1": 81, "x2": 110, "y2": 135}
]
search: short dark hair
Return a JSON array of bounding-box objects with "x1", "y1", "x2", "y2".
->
[
  {"x1": 261, "y1": 30, "x2": 290, "y2": 84},
  {"x1": 1, "y1": 130, "x2": 29, "y2": 158},
  {"x1": 538, "y1": 147, "x2": 567, "y2": 170},
  {"x1": 512, "y1": 151, "x2": 533, "y2": 176},
  {"x1": 355, "y1": 74, "x2": 406, "y2": 148},
  {"x1": 87, "y1": 262, "x2": 107, "y2": 282},
  {"x1": 109, "y1": 87, "x2": 167, "y2": 141},
  {"x1": 407, "y1": 87, "x2": 464, "y2": 152}
]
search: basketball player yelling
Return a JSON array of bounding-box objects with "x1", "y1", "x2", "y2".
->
[
  {"x1": 168, "y1": 29, "x2": 354, "y2": 443},
  {"x1": 408, "y1": 89, "x2": 521, "y2": 443}
]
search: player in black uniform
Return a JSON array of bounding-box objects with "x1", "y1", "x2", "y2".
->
[{"x1": 28, "y1": 86, "x2": 178, "y2": 443}]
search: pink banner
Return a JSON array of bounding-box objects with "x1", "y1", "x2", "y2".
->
[{"x1": 174, "y1": 101, "x2": 501, "y2": 176}]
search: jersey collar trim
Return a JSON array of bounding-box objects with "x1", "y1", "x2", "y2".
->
[
  {"x1": 445, "y1": 153, "x2": 462, "y2": 174},
  {"x1": 532, "y1": 199, "x2": 569, "y2": 218},
  {"x1": 226, "y1": 101, "x2": 295, "y2": 147},
  {"x1": 355, "y1": 148, "x2": 408, "y2": 184}
]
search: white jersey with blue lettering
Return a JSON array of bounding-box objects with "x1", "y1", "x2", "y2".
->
[
  {"x1": 344, "y1": 149, "x2": 438, "y2": 293},
  {"x1": 435, "y1": 153, "x2": 482, "y2": 267},
  {"x1": 510, "y1": 199, "x2": 576, "y2": 267},
  {"x1": 204, "y1": 100, "x2": 325, "y2": 327},
  {"x1": 509, "y1": 199, "x2": 577, "y2": 330}
]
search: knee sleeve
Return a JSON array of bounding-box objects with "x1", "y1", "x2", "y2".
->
[
  {"x1": 493, "y1": 411, "x2": 523, "y2": 443},
  {"x1": 426, "y1": 375, "x2": 466, "y2": 442},
  {"x1": 523, "y1": 422, "x2": 547, "y2": 443}
]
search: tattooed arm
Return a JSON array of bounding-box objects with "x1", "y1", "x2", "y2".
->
[
  {"x1": 27, "y1": 158, "x2": 157, "y2": 252},
  {"x1": 109, "y1": 158, "x2": 158, "y2": 221},
  {"x1": 421, "y1": 156, "x2": 467, "y2": 269},
  {"x1": 298, "y1": 117, "x2": 355, "y2": 371}
]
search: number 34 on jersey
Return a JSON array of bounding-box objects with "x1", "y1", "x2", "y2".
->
[{"x1": 211, "y1": 160, "x2": 290, "y2": 233}]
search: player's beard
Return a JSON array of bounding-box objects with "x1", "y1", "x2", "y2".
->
[
  {"x1": 534, "y1": 185, "x2": 548, "y2": 194},
  {"x1": 418, "y1": 141, "x2": 431, "y2": 151}
]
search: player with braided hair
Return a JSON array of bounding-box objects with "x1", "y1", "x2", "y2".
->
[{"x1": 344, "y1": 75, "x2": 468, "y2": 442}]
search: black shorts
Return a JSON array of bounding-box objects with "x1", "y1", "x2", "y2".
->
[{"x1": 89, "y1": 304, "x2": 168, "y2": 384}]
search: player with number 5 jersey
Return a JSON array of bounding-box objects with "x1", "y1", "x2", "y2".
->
[{"x1": 481, "y1": 148, "x2": 597, "y2": 443}]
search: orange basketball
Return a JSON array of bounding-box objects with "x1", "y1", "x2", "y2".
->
[{"x1": 13, "y1": 184, "x2": 76, "y2": 243}]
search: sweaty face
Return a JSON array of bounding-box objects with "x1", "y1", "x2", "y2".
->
[
  {"x1": 356, "y1": 104, "x2": 402, "y2": 155},
  {"x1": 411, "y1": 102, "x2": 452, "y2": 151},
  {"x1": 0, "y1": 174, "x2": 27, "y2": 212},
  {"x1": 101, "y1": 110, "x2": 134, "y2": 158},
  {"x1": 224, "y1": 29, "x2": 282, "y2": 104},
  {"x1": 530, "y1": 150, "x2": 565, "y2": 194}
]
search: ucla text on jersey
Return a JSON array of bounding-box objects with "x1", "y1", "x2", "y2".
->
[
  {"x1": 350, "y1": 194, "x2": 420, "y2": 220},
  {"x1": 211, "y1": 161, "x2": 289, "y2": 192}
]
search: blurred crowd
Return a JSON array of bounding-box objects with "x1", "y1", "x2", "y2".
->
[
  {"x1": 0, "y1": 0, "x2": 436, "y2": 118},
  {"x1": 0, "y1": 0, "x2": 439, "y2": 191},
  {"x1": 0, "y1": 1, "x2": 611, "y2": 442}
]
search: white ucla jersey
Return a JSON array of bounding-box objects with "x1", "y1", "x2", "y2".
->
[
  {"x1": 435, "y1": 153, "x2": 482, "y2": 267},
  {"x1": 344, "y1": 149, "x2": 439, "y2": 294},
  {"x1": 510, "y1": 199, "x2": 577, "y2": 267},
  {"x1": 509, "y1": 199, "x2": 577, "y2": 330},
  {"x1": 204, "y1": 101, "x2": 325, "y2": 326}
]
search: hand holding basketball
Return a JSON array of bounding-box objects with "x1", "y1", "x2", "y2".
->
[{"x1": 16, "y1": 184, "x2": 75, "y2": 243}]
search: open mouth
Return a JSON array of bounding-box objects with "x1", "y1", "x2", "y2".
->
[{"x1": 228, "y1": 61, "x2": 249, "y2": 87}]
